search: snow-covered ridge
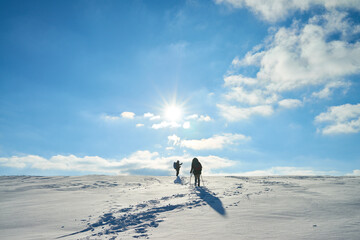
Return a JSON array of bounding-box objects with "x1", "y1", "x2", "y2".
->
[{"x1": 1, "y1": 175, "x2": 359, "y2": 239}]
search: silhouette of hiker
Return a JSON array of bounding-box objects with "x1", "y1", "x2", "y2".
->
[
  {"x1": 174, "y1": 160, "x2": 183, "y2": 176},
  {"x1": 190, "y1": 158, "x2": 202, "y2": 187}
]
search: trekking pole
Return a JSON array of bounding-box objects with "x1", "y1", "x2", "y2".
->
[
  {"x1": 201, "y1": 174, "x2": 205, "y2": 187},
  {"x1": 189, "y1": 173, "x2": 192, "y2": 187}
]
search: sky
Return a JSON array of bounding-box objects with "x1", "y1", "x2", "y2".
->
[{"x1": 1, "y1": 0, "x2": 360, "y2": 176}]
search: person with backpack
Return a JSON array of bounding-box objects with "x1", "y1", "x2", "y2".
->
[
  {"x1": 190, "y1": 158, "x2": 202, "y2": 187},
  {"x1": 174, "y1": 160, "x2": 183, "y2": 176}
]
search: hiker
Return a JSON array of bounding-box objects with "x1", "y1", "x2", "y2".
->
[
  {"x1": 174, "y1": 160, "x2": 183, "y2": 176},
  {"x1": 190, "y1": 157, "x2": 202, "y2": 187}
]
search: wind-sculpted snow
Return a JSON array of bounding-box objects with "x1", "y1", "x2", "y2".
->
[{"x1": 1, "y1": 176, "x2": 360, "y2": 239}]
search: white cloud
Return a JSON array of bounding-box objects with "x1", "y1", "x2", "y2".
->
[
  {"x1": 124, "y1": 153, "x2": 236, "y2": 175},
  {"x1": 144, "y1": 112, "x2": 154, "y2": 118},
  {"x1": 151, "y1": 121, "x2": 181, "y2": 129},
  {"x1": 117, "y1": 150, "x2": 166, "y2": 170},
  {"x1": 185, "y1": 114, "x2": 212, "y2": 122},
  {"x1": 215, "y1": 0, "x2": 360, "y2": 22},
  {"x1": 198, "y1": 155, "x2": 235, "y2": 175},
  {"x1": 179, "y1": 133, "x2": 250, "y2": 150},
  {"x1": 3, "y1": 154, "x2": 347, "y2": 176},
  {"x1": 245, "y1": 13, "x2": 360, "y2": 93},
  {"x1": 278, "y1": 99, "x2": 303, "y2": 109},
  {"x1": 233, "y1": 47, "x2": 265, "y2": 66},
  {"x1": 185, "y1": 114, "x2": 199, "y2": 120},
  {"x1": 346, "y1": 169, "x2": 360, "y2": 176},
  {"x1": 219, "y1": 10, "x2": 360, "y2": 122},
  {"x1": 136, "y1": 123, "x2": 144, "y2": 127},
  {"x1": 236, "y1": 166, "x2": 338, "y2": 176},
  {"x1": 315, "y1": 103, "x2": 360, "y2": 135},
  {"x1": 108, "y1": 151, "x2": 236, "y2": 175},
  {"x1": 217, "y1": 104, "x2": 274, "y2": 121},
  {"x1": 199, "y1": 115, "x2": 212, "y2": 122},
  {"x1": 0, "y1": 152, "x2": 236, "y2": 175},
  {"x1": 224, "y1": 74, "x2": 257, "y2": 86},
  {"x1": 224, "y1": 86, "x2": 278, "y2": 105},
  {"x1": 144, "y1": 112, "x2": 161, "y2": 121},
  {"x1": 312, "y1": 81, "x2": 350, "y2": 99},
  {"x1": 0, "y1": 155, "x2": 124, "y2": 174},
  {"x1": 102, "y1": 111, "x2": 136, "y2": 121},
  {"x1": 121, "y1": 112, "x2": 135, "y2": 119},
  {"x1": 168, "y1": 134, "x2": 181, "y2": 146}
]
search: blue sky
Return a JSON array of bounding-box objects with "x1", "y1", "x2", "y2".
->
[{"x1": 1, "y1": 0, "x2": 360, "y2": 176}]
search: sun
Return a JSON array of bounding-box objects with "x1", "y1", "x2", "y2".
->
[{"x1": 164, "y1": 105, "x2": 183, "y2": 122}]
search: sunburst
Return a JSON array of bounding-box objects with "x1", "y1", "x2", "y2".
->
[{"x1": 164, "y1": 104, "x2": 183, "y2": 122}]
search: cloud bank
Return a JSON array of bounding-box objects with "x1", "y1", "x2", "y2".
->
[
  {"x1": 0, "y1": 152, "x2": 236, "y2": 176},
  {"x1": 0, "y1": 155, "x2": 124, "y2": 174},
  {"x1": 219, "y1": 10, "x2": 360, "y2": 123},
  {"x1": 2, "y1": 154, "x2": 356, "y2": 176},
  {"x1": 234, "y1": 166, "x2": 339, "y2": 176}
]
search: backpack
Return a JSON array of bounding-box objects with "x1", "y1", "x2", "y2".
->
[
  {"x1": 194, "y1": 162, "x2": 202, "y2": 171},
  {"x1": 173, "y1": 162, "x2": 177, "y2": 169}
]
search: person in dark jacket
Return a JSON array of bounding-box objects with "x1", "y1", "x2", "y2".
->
[
  {"x1": 175, "y1": 160, "x2": 182, "y2": 176},
  {"x1": 190, "y1": 158, "x2": 202, "y2": 186}
]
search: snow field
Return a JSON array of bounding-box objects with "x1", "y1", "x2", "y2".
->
[{"x1": 0, "y1": 175, "x2": 359, "y2": 239}]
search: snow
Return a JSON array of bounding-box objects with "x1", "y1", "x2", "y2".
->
[{"x1": 0, "y1": 175, "x2": 359, "y2": 239}]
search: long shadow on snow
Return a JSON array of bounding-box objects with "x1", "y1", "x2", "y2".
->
[
  {"x1": 196, "y1": 187, "x2": 226, "y2": 216},
  {"x1": 56, "y1": 204, "x2": 183, "y2": 239},
  {"x1": 56, "y1": 186, "x2": 225, "y2": 239},
  {"x1": 174, "y1": 176, "x2": 183, "y2": 184}
]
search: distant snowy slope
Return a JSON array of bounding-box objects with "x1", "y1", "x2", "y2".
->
[{"x1": 0, "y1": 175, "x2": 359, "y2": 240}]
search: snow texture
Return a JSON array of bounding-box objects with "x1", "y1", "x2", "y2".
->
[{"x1": 0, "y1": 175, "x2": 359, "y2": 239}]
